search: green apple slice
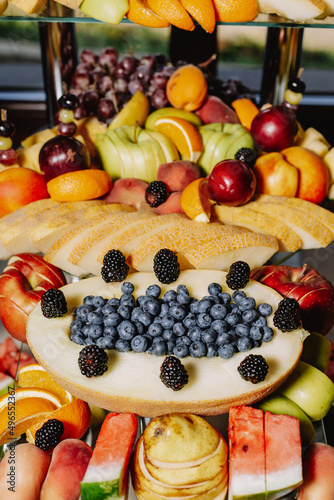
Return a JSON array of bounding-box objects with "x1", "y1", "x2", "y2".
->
[
  {"x1": 79, "y1": 0, "x2": 129, "y2": 24},
  {"x1": 95, "y1": 134, "x2": 123, "y2": 180},
  {"x1": 27, "y1": 270, "x2": 307, "y2": 417}
]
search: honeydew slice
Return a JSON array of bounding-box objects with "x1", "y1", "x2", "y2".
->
[
  {"x1": 258, "y1": 0, "x2": 327, "y2": 21},
  {"x1": 211, "y1": 204, "x2": 302, "y2": 253},
  {"x1": 31, "y1": 203, "x2": 135, "y2": 254},
  {"x1": 246, "y1": 201, "x2": 333, "y2": 249},
  {"x1": 26, "y1": 270, "x2": 307, "y2": 417},
  {"x1": 44, "y1": 211, "x2": 156, "y2": 277}
]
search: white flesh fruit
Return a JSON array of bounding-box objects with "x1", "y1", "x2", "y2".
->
[
  {"x1": 258, "y1": 0, "x2": 327, "y2": 21},
  {"x1": 27, "y1": 270, "x2": 307, "y2": 417}
]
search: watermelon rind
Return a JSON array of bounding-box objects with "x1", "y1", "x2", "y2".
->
[{"x1": 80, "y1": 478, "x2": 119, "y2": 500}]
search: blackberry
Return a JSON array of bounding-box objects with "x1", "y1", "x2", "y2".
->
[
  {"x1": 35, "y1": 418, "x2": 64, "y2": 451},
  {"x1": 78, "y1": 344, "x2": 108, "y2": 377},
  {"x1": 145, "y1": 181, "x2": 168, "y2": 207},
  {"x1": 160, "y1": 356, "x2": 189, "y2": 391},
  {"x1": 273, "y1": 297, "x2": 301, "y2": 332},
  {"x1": 234, "y1": 148, "x2": 258, "y2": 168},
  {"x1": 238, "y1": 354, "x2": 269, "y2": 384},
  {"x1": 101, "y1": 249, "x2": 129, "y2": 283},
  {"x1": 226, "y1": 261, "x2": 250, "y2": 290},
  {"x1": 41, "y1": 289, "x2": 67, "y2": 318},
  {"x1": 153, "y1": 249, "x2": 180, "y2": 284}
]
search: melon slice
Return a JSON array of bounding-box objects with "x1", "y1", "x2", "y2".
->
[
  {"x1": 26, "y1": 270, "x2": 307, "y2": 417},
  {"x1": 258, "y1": 0, "x2": 327, "y2": 21},
  {"x1": 81, "y1": 412, "x2": 138, "y2": 500}
]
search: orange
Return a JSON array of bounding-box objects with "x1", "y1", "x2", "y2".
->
[
  {"x1": 47, "y1": 169, "x2": 112, "y2": 202},
  {"x1": 211, "y1": 0, "x2": 258, "y2": 22},
  {"x1": 126, "y1": 0, "x2": 170, "y2": 27},
  {"x1": 180, "y1": 178, "x2": 213, "y2": 223},
  {"x1": 0, "y1": 387, "x2": 62, "y2": 444},
  {"x1": 231, "y1": 98, "x2": 259, "y2": 130},
  {"x1": 26, "y1": 397, "x2": 91, "y2": 445},
  {"x1": 140, "y1": 0, "x2": 195, "y2": 30},
  {"x1": 155, "y1": 116, "x2": 203, "y2": 162},
  {"x1": 180, "y1": 0, "x2": 216, "y2": 33},
  {"x1": 18, "y1": 363, "x2": 74, "y2": 406},
  {"x1": 166, "y1": 64, "x2": 208, "y2": 112}
]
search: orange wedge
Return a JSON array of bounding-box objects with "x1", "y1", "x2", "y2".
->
[
  {"x1": 180, "y1": 0, "x2": 216, "y2": 33},
  {"x1": 212, "y1": 0, "x2": 258, "y2": 22},
  {"x1": 155, "y1": 116, "x2": 203, "y2": 162},
  {"x1": 127, "y1": 0, "x2": 170, "y2": 27},
  {"x1": 180, "y1": 178, "x2": 213, "y2": 223},
  {"x1": 18, "y1": 363, "x2": 74, "y2": 406},
  {"x1": 140, "y1": 0, "x2": 195, "y2": 31},
  {"x1": 26, "y1": 398, "x2": 91, "y2": 445},
  {"x1": 231, "y1": 98, "x2": 259, "y2": 130},
  {"x1": 47, "y1": 169, "x2": 112, "y2": 202},
  {"x1": 0, "y1": 387, "x2": 62, "y2": 444}
]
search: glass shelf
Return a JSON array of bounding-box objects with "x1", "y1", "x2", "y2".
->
[{"x1": 2, "y1": 4, "x2": 334, "y2": 28}]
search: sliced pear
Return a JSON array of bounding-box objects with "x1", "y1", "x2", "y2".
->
[{"x1": 108, "y1": 91, "x2": 150, "y2": 129}]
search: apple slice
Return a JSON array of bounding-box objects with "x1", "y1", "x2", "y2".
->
[
  {"x1": 26, "y1": 270, "x2": 307, "y2": 417},
  {"x1": 258, "y1": 0, "x2": 327, "y2": 21},
  {"x1": 246, "y1": 201, "x2": 333, "y2": 249},
  {"x1": 212, "y1": 204, "x2": 302, "y2": 253}
]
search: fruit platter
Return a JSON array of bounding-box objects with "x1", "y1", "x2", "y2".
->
[{"x1": 0, "y1": 42, "x2": 334, "y2": 500}]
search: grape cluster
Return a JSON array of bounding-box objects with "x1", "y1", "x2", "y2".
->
[{"x1": 206, "y1": 75, "x2": 255, "y2": 107}]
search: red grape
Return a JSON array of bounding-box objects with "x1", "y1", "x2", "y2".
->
[
  {"x1": 80, "y1": 49, "x2": 98, "y2": 66},
  {"x1": 150, "y1": 88, "x2": 168, "y2": 109},
  {"x1": 150, "y1": 71, "x2": 168, "y2": 89},
  {"x1": 0, "y1": 148, "x2": 17, "y2": 166},
  {"x1": 97, "y1": 75, "x2": 113, "y2": 94},
  {"x1": 114, "y1": 78, "x2": 128, "y2": 93},
  {"x1": 57, "y1": 122, "x2": 77, "y2": 136},
  {"x1": 97, "y1": 99, "x2": 115, "y2": 122},
  {"x1": 99, "y1": 47, "x2": 119, "y2": 71},
  {"x1": 128, "y1": 79, "x2": 145, "y2": 95},
  {"x1": 82, "y1": 90, "x2": 99, "y2": 114},
  {"x1": 140, "y1": 54, "x2": 156, "y2": 71}
]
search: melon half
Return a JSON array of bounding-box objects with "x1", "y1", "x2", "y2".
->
[{"x1": 26, "y1": 270, "x2": 308, "y2": 417}]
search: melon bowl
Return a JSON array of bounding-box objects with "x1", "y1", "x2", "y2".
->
[{"x1": 26, "y1": 270, "x2": 308, "y2": 417}]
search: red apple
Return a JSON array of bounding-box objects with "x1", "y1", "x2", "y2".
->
[
  {"x1": 251, "y1": 105, "x2": 298, "y2": 152},
  {"x1": 207, "y1": 159, "x2": 256, "y2": 206},
  {"x1": 195, "y1": 95, "x2": 240, "y2": 125},
  {"x1": 251, "y1": 264, "x2": 334, "y2": 336},
  {"x1": 0, "y1": 253, "x2": 67, "y2": 343}
]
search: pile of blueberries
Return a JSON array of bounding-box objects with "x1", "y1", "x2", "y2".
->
[{"x1": 70, "y1": 282, "x2": 274, "y2": 359}]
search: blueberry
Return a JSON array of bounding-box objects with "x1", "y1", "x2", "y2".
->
[
  {"x1": 216, "y1": 332, "x2": 234, "y2": 346},
  {"x1": 206, "y1": 343, "x2": 218, "y2": 357},
  {"x1": 239, "y1": 297, "x2": 256, "y2": 312},
  {"x1": 162, "y1": 329, "x2": 176, "y2": 342},
  {"x1": 173, "y1": 322, "x2": 187, "y2": 337},
  {"x1": 84, "y1": 337, "x2": 96, "y2": 346},
  {"x1": 97, "y1": 336, "x2": 115, "y2": 349},
  {"x1": 163, "y1": 290, "x2": 177, "y2": 303},
  {"x1": 177, "y1": 293, "x2": 191, "y2": 305},
  {"x1": 70, "y1": 333, "x2": 85, "y2": 345},
  {"x1": 242, "y1": 309, "x2": 258, "y2": 324},
  {"x1": 201, "y1": 328, "x2": 217, "y2": 343},
  {"x1": 131, "y1": 307, "x2": 142, "y2": 322},
  {"x1": 103, "y1": 326, "x2": 118, "y2": 339},
  {"x1": 150, "y1": 340, "x2": 167, "y2": 356},
  {"x1": 249, "y1": 326, "x2": 263, "y2": 341},
  {"x1": 169, "y1": 303, "x2": 187, "y2": 321},
  {"x1": 197, "y1": 313, "x2": 212, "y2": 329},
  {"x1": 75, "y1": 304, "x2": 93, "y2": 321},
  {"x1": 117, "y1": 320, "x2": 136, "y2": 340},
  {"x1": 120, "y1": 293, "x2": 135, "y2": 308},
  {"x1": 230, "y1": 303, "x2": 241, "y2": 313},
  {"x1": 167, "y1": 341, "x2": 176, "y2": 355},
  {"x1": 83, "y1": 295, "x2": 95, "y2": 305},
  {"x1": 87, "y1": 324, "x2": 103, "y2": 339},
  {"x1": 252, "y1": 315, "x2": 267, "y2": 328},
  {"x1": 173, "y1": 344, "x2": 189, "y2": 358},
  {"x1": 131, "y1": 335, "x2": 148, "y2": 353},
  {"x1": 258, "y1": 303, "x2": 273, "y2": 317},
  {"x1": 104, "y1": 312, "x2": 122, "y2": 327},
  {"x1": 235, "y1": 323, "x2": 250, "y2": 337},
  {"x1": 183, "y1": 313, "x2": 197, "y2": 329},
  {"x1": 210, "y1": 304, "x2": 228, "y2": 320},
  {"x1": 211, "y1": 319, "x2": 229, "y2": 334},
  {"x1": 218, "y1": 292, "x2": 231, "y2": 305},
  {"x1": 92, "y1": 296, "x2": 106, "y2": 308},
  {"x1": 137, "y1": 310, "x2": 153, "y2": 327},
  {"x1": 115, "y1": 339, "x2": 131, "y2": 352},
  {"x1": 136, "y1": 295, "x2": 146, "y2": 307},
  {"x1": 121, "y1": 282, "x2": 135, "y2": 294},
  {"x1": 232, "y1": 290, "x2": 246, "y2": 304},
  {"x1": 107, "y1": 297, "x2": 120, "y2": 307},
  {"x1": 177, "y1": 284, "x2": 189, "y2": 295},
  {"x1": 145, "y1": 284, "x2": 161, "y2": 298},
  {"x1": 142, "y1": 297, "x2": 160, "y2": 316},
  {"x1": 87, "y1": 311, "x2": 104, "y2": 324},
  {"x1": 101, "y1": 304, "x2": 117, "y2": 316},
  {"x1": 226, "y1": 312, "x2": 241, "y2": 327},
  {"x1": 117, "y1": 304, "x2": 132, "y2": 320},
  {"x1": 70, "y1": 319, "x2": 83, "y2": 335},
  {"x1": 176, "y1": 335, "x2": 192, "y2": 346},
  {"x1": 82, "y1": 325, "x2": 91, "y2": 337},
  {"x1": 161, "y1": 315, "x2": 175, "y2": 329},
  {"x1": 190, "y1": 299, "x2": 199, "y2": 314},
  {"x1": 188, "y1": 326, "x2": 202, "y2": 342},
  {"x1": 197, "y1": 298, "x2": 212, "y2": 314},
  {"x1": 237, "y1": 336, "x2": 253, "y2": 352},
  {"x1": 134, "y1": 321, "x2": 146, "y2": 335},
  {"x1": 142, "y1": 333, "x2": 153, "y2": 346},
  {"x1": 148, "y1": 322, "x2": 164, "y2": 338},
  {"x1": 189, "y1": 341, "x2": 206, "y2": 358},
  {"x1": 253, "y1": 339, "x2": 262, "y2": 348},
  {"x1": 218, "y1": 344, "x2": 235, "y2": 359},
  {"x1": 208, "y1": 283, "x2": 223, "y2": 296},
  {"x1": 262, "y1": 326, "x2": 274, "y2": 342}
]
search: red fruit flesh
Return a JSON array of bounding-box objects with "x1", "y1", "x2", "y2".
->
[{"x1": 208, "y1": 159, "x2": 256, "y2": 206}]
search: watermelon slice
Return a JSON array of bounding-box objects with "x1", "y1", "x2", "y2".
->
[
  {"x1": 228, "y1": 406, "x2": 266, "y2": 500},
  {"x1": 81, "y1": 412, "x2": 138, "y2": 500},
  {"x1": 0, "y1": 338, "x2": 35, "y2": 378},
  {"x1": 0, "y1": 372, "x2": 15, "y2": 397}
]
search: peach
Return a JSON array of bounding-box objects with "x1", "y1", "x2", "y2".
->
[
  {"x1": 103, "y1": 178, "x2": 150, "y2": 211},
  {"x1": 155, "y1": 191, "x2": 185, "y2": 215},
  {"x1": 157, "y1": 160, "x2": 201, "y2": 192},
  {"x1": 253, "y1": 152, "x2": 299, "y2": 198},
  {"x1": 166, "y1": 64, "x2": 208, "y2": 112},
  {"x1": 298, "y1": 443, "x2": 334, "y2": 499},
  {"x1": 196, "y1": 95, "x2": 240, "y2": 125},
  {"x1": 0, "y1": 167, "x2": 49, "y2": 217}
]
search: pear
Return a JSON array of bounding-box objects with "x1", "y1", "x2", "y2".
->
[
  {"x1": 108, "y1": 91, "x2": 150, "y2": 130},
  {"x1": 300, "y1": 331, "x2": 332, "y2": 373}
]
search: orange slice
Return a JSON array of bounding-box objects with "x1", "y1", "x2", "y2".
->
[
  {"x1": 18, "y1": 363, "x2": 74, "y2": 406},
  {"x1": 127, "y1": 0, "x2": 170, "y2": 27},
  {"x1": 0, "y1": 387, "x2": 62, "y2": 444},
  {"x1": 140, "y1": 0, "x2": 195, "y2": 31},
  {"x1": 180, "y1": 178, "x2": 213, "y2": 223},
  {"x1": 231, "y1": 98, "x2": 259, "y2": 130},
  {"x1": 47, "y1": 169, "x2": 112, "y2": 202},
  {"x1": 155, "y1": 116, "x2": 203, "y2": 162},
  {"x1": 212, "y1": 0, "x2": 258, "y2": 22},
  {"x1": 179, "y1": 0, "x2": 216, "y2": 33},
  {"x1": 26, "y1": 398, "x2": 91, "y2": 445}
]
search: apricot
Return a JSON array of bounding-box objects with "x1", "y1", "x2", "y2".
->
[
  {"x1": 0, "y1": 167, "x2": 49, "y2": 217},
  {"x1": 166, "y1": 64, "x2": 208, "y2": 112}
]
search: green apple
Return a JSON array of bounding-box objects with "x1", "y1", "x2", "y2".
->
[
  {"x1": 278, "y1": 361, "x2": 334, "y2": 421},
  {"x1": 300, "y1": 331, "x2": 332, "y2": 373},
  {"x1": 95, "y1": 134, "x2": 123, "y2": 180},
  {"x1": 198, "y1": 123, "x2": 254, "y2": 175},
  {"x1": 145, "y1": 129, "x2": 180, "y2": 163},
  {"x1": 108, "y1": 127, "x2": 144, "y2": 179},
  {"x1": 145, "y1": 107, "x2": 202, "y2": 131},
  {"x1": 256, "y1": 394, "x2": 315, "y2": 447},
  {"x1": 79, "y1": 0, "x2": 129, "y2": 24}
]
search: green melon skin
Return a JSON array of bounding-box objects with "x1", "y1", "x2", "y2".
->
[{"x1": 80, "y1": 479, "x2": 119, "y2": 500}]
